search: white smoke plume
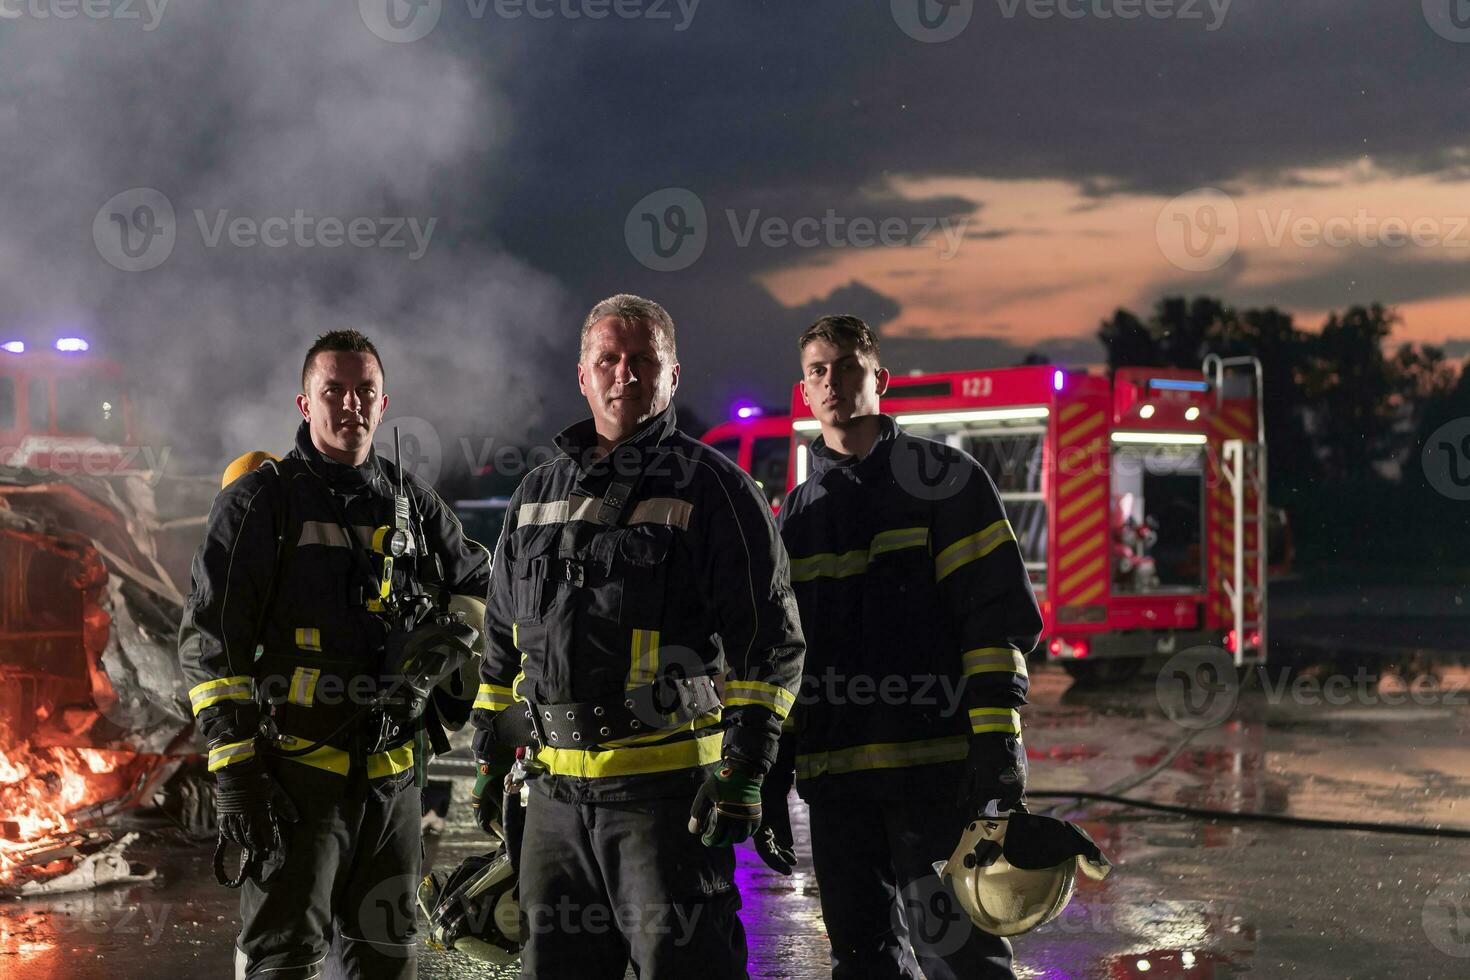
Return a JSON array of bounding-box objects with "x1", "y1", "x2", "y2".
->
[{"x1": 0, "y1": 2, "x2": 576, "y2": 477}]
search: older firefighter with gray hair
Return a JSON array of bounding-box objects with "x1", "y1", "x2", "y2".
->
[{"x1": 468, "y1": 294, "x2": 805, "y2": 978}]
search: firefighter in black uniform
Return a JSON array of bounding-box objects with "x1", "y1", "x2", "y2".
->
[
  {"x1": 773, "y1": 315, "x2": 1043, "y2": 980},
  {"x1": 468, "y1": 294, "x2": 805, "y2": 980},
  {"x1": 179, "y1": 330, "x2": 492, "y2": 980}
]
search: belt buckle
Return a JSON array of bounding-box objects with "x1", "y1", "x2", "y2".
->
[{"x1": 562, "y1": 559, "x2": 585, "y2": 588}]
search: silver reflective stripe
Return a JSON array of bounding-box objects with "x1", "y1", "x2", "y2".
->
[
  {"x1": 517, "y1": 495, "x2": 691, "y2": 530},
  {"x1": 517, "y1": 501, "x2": 569, "y2": 527},
  {"x1": 297, "y1": 521, "x2": 376, "y2": 549},
  {"x1": 628, "y1": 498, "x2": 693, "y2": 530}
]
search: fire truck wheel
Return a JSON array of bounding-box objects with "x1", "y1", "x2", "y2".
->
[{"x1": 1062, "y1": 657, "x2": 1145, "y2": 688}]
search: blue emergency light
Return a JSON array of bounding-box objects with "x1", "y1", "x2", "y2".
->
[
  {"x1": 55, "y1": 337, "x2": 90, "y2": 353},
  {"x1": 1, "y1": 341, "x2": 23, "y2": 354},
  {"x1": 1148, "y1": 378, "x2": 1208, "y2": 392}
]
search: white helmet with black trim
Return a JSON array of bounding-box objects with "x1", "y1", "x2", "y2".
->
[
  {"x1": 934, "y1": 809, "x2": 1112, "y2": 937},
  {"x1": 417, "y1": 842, "x2": 521, "y2": 964}
]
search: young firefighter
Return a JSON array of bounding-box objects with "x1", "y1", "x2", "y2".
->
[
  {"x1": 180, "y1": 331, "x2": 491, "y2": 979},
  {"x1": 773, "y1": 315, "x2": 1044, "y2": 980}
]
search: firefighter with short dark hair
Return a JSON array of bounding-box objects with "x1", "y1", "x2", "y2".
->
[
  {"x1": 179, "y1": 329, "x2": 491, "y2": 979},
  {"x1": 773, "y1": 314, "x2": 1043, "y2": 980},
  {"x1": 468, "y1": 294, "x2": 805, "y2": 979}
]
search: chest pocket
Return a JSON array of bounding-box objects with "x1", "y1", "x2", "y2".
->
[
  {"x1": 508, "y1": 530, "x2": 560, "y2": 624},
  {"x1": 860, "y1": 524, "x2": 935, "y2": 636},
  {"x1": 613, "y1": 524, "x2": 673, "y2": 629}
]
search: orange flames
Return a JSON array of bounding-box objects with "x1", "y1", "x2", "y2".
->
[{"x1": 0, "y1": 735, "x2": 127, "y2": 877}]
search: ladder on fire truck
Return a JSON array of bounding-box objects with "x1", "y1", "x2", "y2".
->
[{"x1": 1204, "y1": 354, "x2": 1268, "y2": 667}]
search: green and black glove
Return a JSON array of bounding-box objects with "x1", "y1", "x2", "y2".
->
[
  {"x1": 470, "y1": 746, "x2": 516, "y2": 839},
  {"x1": 689, "y1": 756, "x2": 764, "y2": 847}
]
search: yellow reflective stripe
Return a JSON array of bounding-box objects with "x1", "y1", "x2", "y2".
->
[
  {"x1": 600, "y1": 710, "x2": 723, "y2": 749},
  {"x1": 969, "y1": 707, "x2": 1022, "y2": 735},
  {"x1": 189, "y1": 675, "x2": 254, "y2": 716},
  {"x1": 207, "y1": 739, "x2": 257, "y2": 772},
  {"x1": 869, "y1": 526, "x2": 929, "y2": 559},
  {"x1": 726, "y1": 680, "x2": 796, "y2": 720},
  {"x1": 288, "y1": 667, "x2": 321, "y2": 707},
  {"x1": 796, "y1": 736, "x2": 969, "y2": 780},
  {"x1": 275, "y1": 735, "x2": 350, "y2": 776},
  {"x1": 474, "y1": 683, "x2": 515, "y2": 712},
  {"x1": 935, "y1": 520, "x2": 1017, "y2": 583},
  {"x1": 295, "y1": 628, "x2": 322, "y2": 652},
  {"x1": 790, "y1": 527, "x2": 931, "y2": 582},
  {"x1": 367, "y1": 743, "x2": 415, "y2": 779},
  {"x1": 628, "y1": 629, "x2": 660, "y2": 690},
  {"x1": 790, "y1": 550, "x2": 869, "y2": 582},
  {"x1": 538, "y1": 730, "x2": 723, "y2": 778},
  {"x1": 962, "y1": 647, "x2": 1029, "y2": 679}
]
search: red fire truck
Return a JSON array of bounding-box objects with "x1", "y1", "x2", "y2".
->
[
  {"x1": 705, "y1": 356, "x2": 1274, "y2": 684},
  {"x1": 0, "y1": 339, "x2": 138, "y2": 472}
]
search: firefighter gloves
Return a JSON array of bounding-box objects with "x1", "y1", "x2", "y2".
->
[
  {"x1": 688, "y1": 757, "x2": 764, "y2": 847},
  {"x1": 471, "y1": 750, "x2": 515, "y2": 839},
  {"x1": 214, "y1": 758, "x2": 294, "y2": 858},
  {"x1": 959, "y1": 732, "x2": 1028, "y2": 815}
]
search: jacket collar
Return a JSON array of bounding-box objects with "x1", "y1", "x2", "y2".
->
[
  {"x1": 555, "y1": 402, "x2": 679, "y2": 475},
  {"x1": 292, "y1": 420, "x2": 382, "y2": 491},
  {"x1": 808, "y1": 413, "x2": 899, "y2": 480}
]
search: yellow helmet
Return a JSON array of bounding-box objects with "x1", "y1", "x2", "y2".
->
[
  {"x1": 221, "y1": 451, "x2": 280, "y2": 489},
  {"x1": 935, "y1": 810, "x2": 1112, "y2": 937}
]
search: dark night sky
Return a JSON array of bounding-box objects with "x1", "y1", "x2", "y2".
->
[{"x1": 2, "y1": 0, "x2": 1468, "y2": 471}]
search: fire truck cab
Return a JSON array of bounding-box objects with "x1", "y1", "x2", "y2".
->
[
  {"x1": 701, "y1": 410, "x2": 792, "y2": 510},
  {"x1": 0, "y1": 342, "x2": 137, "y2": 472},
  {"x1": 779, "y1": 357, "x2": 1269, "y2": 684}
]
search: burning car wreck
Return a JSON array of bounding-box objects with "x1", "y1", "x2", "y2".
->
[{"x1": 0, "y1": 462, "x2": 213, "y2": 895}]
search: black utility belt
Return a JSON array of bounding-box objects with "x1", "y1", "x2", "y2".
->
[{"x1": 487, "y1": 674, "x2": 722, "y2": 749}]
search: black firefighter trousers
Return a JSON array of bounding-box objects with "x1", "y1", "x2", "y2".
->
[
  {"x1": 234, "y1": 760, "x2": 422, "y2": 980},
  {"x1": 517, "y1": 787, "x2": 749, "y2": 980},
  {"x1": 807, "y1": 795, "x2": 1015, "y2": 980}
]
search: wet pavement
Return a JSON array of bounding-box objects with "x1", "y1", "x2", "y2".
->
[{"x1": 4, "y1": 662, "x2": 1470, "y2": 979}]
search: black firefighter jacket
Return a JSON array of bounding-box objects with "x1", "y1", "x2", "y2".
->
[
  {"x1": 468, "y1": 404, "x2": 806, "y2": 803},
  {"x1": 179, "y1": 421, "x2": 491, "y2": 791},
  {"x1": 776, "y1": 415, "x2": 1043, "y2": 801}
]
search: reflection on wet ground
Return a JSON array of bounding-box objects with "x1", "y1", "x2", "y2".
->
[{"x1": 4, "y1": 664, "x2": 1470, "y2": 978}]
